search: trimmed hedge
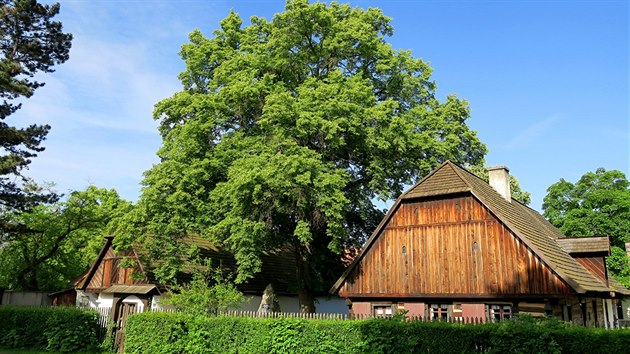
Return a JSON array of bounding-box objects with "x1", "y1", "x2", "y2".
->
[
  {"x1": 125, "y1": 312, "x2": 630, "y2": 354},
  {"x1": 0, "y1": 306, "x2": 100, "y2": 352}
]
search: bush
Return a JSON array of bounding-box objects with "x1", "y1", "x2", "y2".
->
[
  {"x1": 0, "y1": 306, "x2": 100, "y2": 352},
  {"x1": 124, "y1": 312, "x2": 630, "y2": 354},
  {"x1": 124, "y1": 312, "x2": 191, "y2": 354}
]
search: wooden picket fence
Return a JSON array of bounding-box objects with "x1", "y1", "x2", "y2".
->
[
  {"x1": 216, "y1": 309, "x2": 495, "y2": 324},
  {"x1": 217, "y1": 309, "x2": 350, "y2": 320},
  {"x1": 92, "y1": 306, "x2": 111, "y2": 341}
]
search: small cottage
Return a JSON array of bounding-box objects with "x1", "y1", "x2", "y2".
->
[
  {"x1": 73, "y1": 235, "x2": 345, "y2": 322},
  {"x1": 330, "y1": 161, "x2": 630, "y2": 327}
]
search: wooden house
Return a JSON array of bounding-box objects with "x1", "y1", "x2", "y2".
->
[
  {"x1": 330, "y1": 161, "x2": 630, "y2": 327},
  {"x1": 74, "y1": 235, "x2": 345, "y2": 322}
]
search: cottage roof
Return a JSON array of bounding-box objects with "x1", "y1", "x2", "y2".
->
[
  {"x1": 331, "y1": 161, "x2": 619, "y2": 295},
  {"x1": 177, "y1": 235, "x2": 298, "y2": 295},
  {"x1": 76, "y1": 234, "x2": 299, "y2": 296}
]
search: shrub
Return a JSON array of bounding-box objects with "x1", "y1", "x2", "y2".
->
[
  {"x1": 0, "y1": 306, "x2": 100, "y2": 352},
  {"x1": 124, "y1": 312, "x2": 630, "y2": 354},
  {"x1": 124, "y1": 312, "x2": 191, "y2": 354}
]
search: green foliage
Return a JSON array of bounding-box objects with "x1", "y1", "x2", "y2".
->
[
  {"x1": 97, "y1": 320, "x2": 116, "y2": 354},
  {"x1": 543, "y1": 168, "x2": 630, "y2": 245},
  {"x1": 125, "y1": 312, "x2": 630, "y2": 354},
  {"x1": 542, "y1": 168, "x2": 630, "y2": 286},
  {"x1": 0, "y1": 186, "x2": 132, "y2": 290},
  {"x1": 0, "y1": 0, "x2": 72, "y2": 211},
  {"x1": 160, "y1": 260, "x2": 244, "y2": 315},
  {"x1": 606, "y1": 246, "x2": 630, "y2": 287},
  {"x1": 466, "y1": 165, "x2": 532, "y2": 205},
  {"x1": 0, "y1": 306, "x2": 99, "y2": 352},
  {"x1": 124, "y1": 312, "x2": 191, "y2": 354},
  {"x1": 121, "y1": 0, "x2": 487, "y2": 309}
]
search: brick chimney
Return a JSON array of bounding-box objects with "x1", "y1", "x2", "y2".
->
[{"x1": 487, "y1": 166, "x2": 511, "y2": 202}]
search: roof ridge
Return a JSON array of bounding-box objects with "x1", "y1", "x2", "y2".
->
[
  {"x1": 401, "y1": 160, "x2": 452, "y2": 197},
  {"x1": 445, "y1": 161, "x2": 483, "y2": 190}
]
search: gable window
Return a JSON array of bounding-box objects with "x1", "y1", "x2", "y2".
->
[
  {"x1": 429, "y1": 304, "x2": 450, "y2": 320},
  {"x1": 488, "y1": 304, "x2": 512, "y2": 321},
  {"x1": 372, "y1": 303, "x2": 394, "y2": 318}
]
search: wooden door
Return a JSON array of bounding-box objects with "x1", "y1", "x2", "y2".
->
[{"x1": 114, "y1": 301, "x2": 137, "y2": 352}]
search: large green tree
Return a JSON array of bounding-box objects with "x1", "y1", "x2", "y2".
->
[
  {"x1": 0, "y1": 186, "x2": 131, "y2": 291},
  {"x1": 122, "y1": 0, "x2": 486, "y2": 311},
  {"x1": 0, "y1": 0, "x2": 72, "y2": 211},
  {"x1": 542, "y1": 168, "x2": 630, "y2": 286}
]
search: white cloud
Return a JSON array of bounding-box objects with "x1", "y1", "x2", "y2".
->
[
  {"x1": 506, "y1": 114, "x2": 562, "y2": 149},
  {"x1": 11, "y1": 21, "x2": 182, "y2": 201}
]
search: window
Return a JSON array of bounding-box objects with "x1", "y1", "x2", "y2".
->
[
  {"x1": 77, "y1": 294, "x2": 89, "y2": 308},
  {"x1": 562, "y1": 304, "x2": 573, "y2": 322},
  {"x1": 488, "y1": 304, "x2": 512, "y2": 321},
  {"x1": 452, "y1": 303, "x2": 463, "y2": 320},
  {"x1": 373, "y1": 304, "x2": 393, "y2": 318},
  {"x1": 429, "y1": 304, "x2": 450, "y2": 320}
]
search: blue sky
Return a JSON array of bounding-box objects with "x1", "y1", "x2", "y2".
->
[{"x1": 20, "y1": 0, "x2": 628, "y2": 211}]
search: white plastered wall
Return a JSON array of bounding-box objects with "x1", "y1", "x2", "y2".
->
[{"x1": 121, "y1": 295, "x2": 144, "y2": 312}]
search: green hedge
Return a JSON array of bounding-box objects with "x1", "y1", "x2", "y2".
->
[
  {"x1": 125, "y1": 312, "x2": 630, "y2": 354},
  {"x1": 0, "y1": 306, "x2": 100, "y2": 352}
]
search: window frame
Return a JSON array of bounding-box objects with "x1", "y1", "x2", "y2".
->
[
  {"x1": 486, "y1": 303, "x2": 512, "y2": 322},
  {"x1": 428, "y1": 303, "x2": 451, "y2": 321},
  {"x1": 372, "y1": 303, "x2": 394, "y2": 318}
]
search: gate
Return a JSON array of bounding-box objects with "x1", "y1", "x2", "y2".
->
[{"x1": 114, "y1": 301, "x2": 137, "y2": 352}]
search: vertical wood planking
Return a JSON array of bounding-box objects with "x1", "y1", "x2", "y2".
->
[{"x1": 341, "y1": 195, "x2": 572, "y2": 297}]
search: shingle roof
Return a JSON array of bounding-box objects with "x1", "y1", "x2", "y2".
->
[
  {"x1": 331, "y1": 161, "x2": 619, "y2": 295},
  {"x1": 556, "y1": 237, "x2": 610, "y2": 255},
  {"x1": 103, "y1": 284, "x2": 158, "y2": 294},
  {"x1": 609, "y1": 277, "x2": 630, "y2": 296},
  {"x1": 177, "y1": 235, "x2": 298, "y2": 295}
]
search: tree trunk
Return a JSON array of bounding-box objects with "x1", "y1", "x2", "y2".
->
[
  {"x1": 298, "y1": 287, "x2": 315, "y2": 313},
  {"x1": 295, "y1": 241, "x2": 316, "y2": 313}
]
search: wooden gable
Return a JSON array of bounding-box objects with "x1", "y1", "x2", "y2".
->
[
  {"x1": 80, "y1": 237, "x2": 148, "y2": 292},
  {"x1": 338, "y1": 194, "x2": 573, "y2": 298},
  {"x1": 573, "y1": 256, "x2": 607, "y2": 284},
  {"x1": 556, "y1": 237, "x2": 610, "y2": 285}
]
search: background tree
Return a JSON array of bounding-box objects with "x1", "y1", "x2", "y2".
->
[
  {"x1": 466, "y1": 165, "x2": 531, "y2": 205},
  {"x1": 542, "y1": 168, "x2": 630, "y2": 286},
  {"x1": 121, "y1": 0, "x2": 487, "y2": 311},
  {"x1": 0, "y1": 186, "x2": 131, "y2": 290},
  {"x1": 0, "y1": 0, "x2": 72, "y2": 211}
]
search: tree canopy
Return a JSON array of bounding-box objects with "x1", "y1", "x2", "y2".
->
[
  {"x1": 542, "y1": 168, "x2": 630, "y2": 286},
  {"x1": 121, "y1": 0, "x2": 487, "y2": 311},
  {"x1": 0, "y1": 0, "x2": 72, "y2": 211},
  {"x1": 0, "y1": 186, "x2": 131, "y2": 291}
]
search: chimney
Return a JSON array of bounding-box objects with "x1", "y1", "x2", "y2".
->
[
  {"x1": 487, "y1": 166, "x2": 511, "y2": 202},
  {"x1": 625, "y1": 242, "x2": 630, "y2": 261}
]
